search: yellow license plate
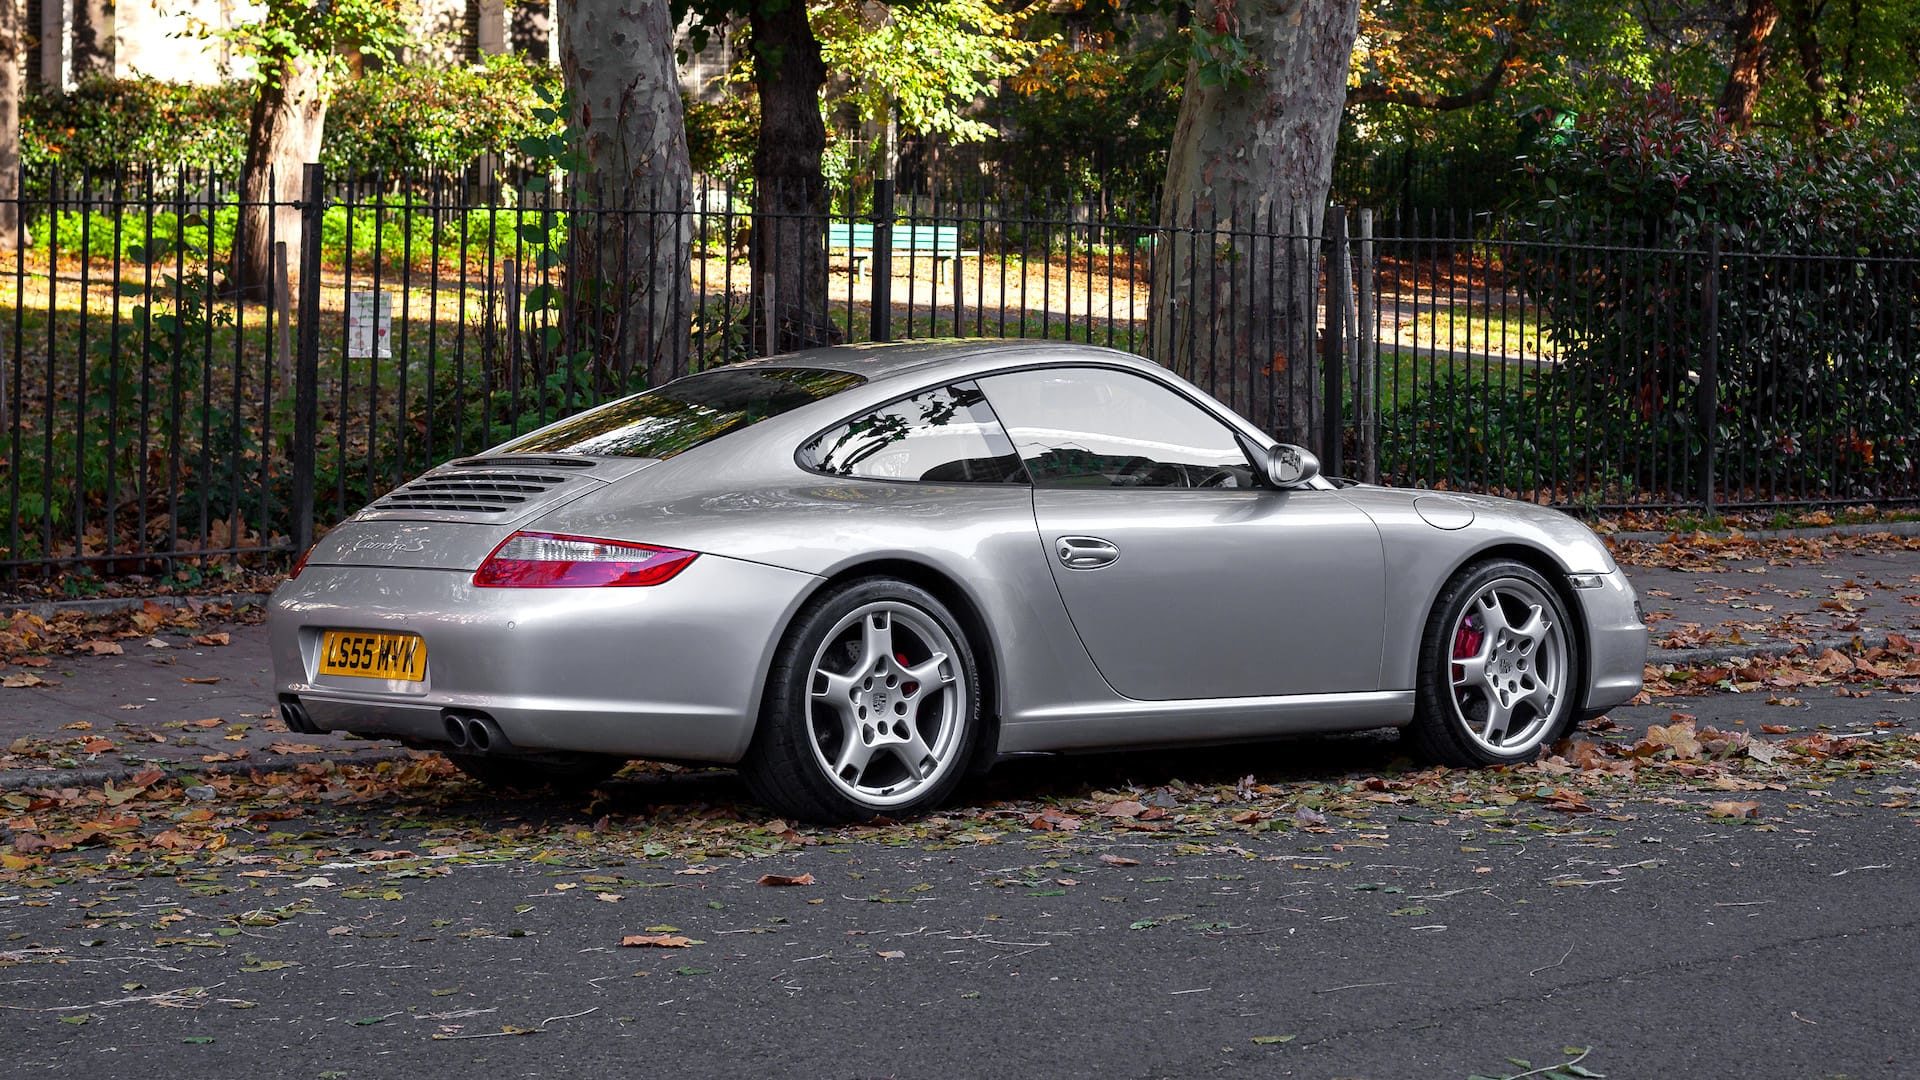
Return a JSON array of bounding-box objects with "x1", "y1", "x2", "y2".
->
[{"x1": 319, "y1": 630, "x2": 427, "y2": 682}]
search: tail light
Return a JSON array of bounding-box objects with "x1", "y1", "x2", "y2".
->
[
  {"x1": 473, "y1": 531, "x2": 699, "y2": 588},
  {"x1": 288, "y1": 544, "x2": 316, "y2": 580}
]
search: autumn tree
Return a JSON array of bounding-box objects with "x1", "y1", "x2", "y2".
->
[
  {"x1": 557, "y1": 0, "x2": 693, "y2": 384},
  {"x1": 1150, "y1": 0, "x2": 1362, "y2": 443},
  {"x1": 209, "y1": 0, "x2": 412, "y2": 300}
]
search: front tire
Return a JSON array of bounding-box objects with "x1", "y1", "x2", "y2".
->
[
  {"x1": 1409, "y1": 559, "x2": 1579, "y2": 766},
  {"x1": 742, "y1": 577, "x2": 981, "y2": 823}
]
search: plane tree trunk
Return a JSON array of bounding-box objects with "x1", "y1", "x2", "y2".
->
[
  {"x1": 1151, "y1": 0, "x2": 1362, "y2": 443},
  {"x1": 559, "y1": 0, "x2": 693, "y2": 387},
  {"x1": 234, "y1": 56, "x2": 327, "y2": 302}
]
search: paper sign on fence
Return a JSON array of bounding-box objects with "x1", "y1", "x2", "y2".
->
[{"x1": 347, "y1": 292, "x2": 392, "y2": 359}]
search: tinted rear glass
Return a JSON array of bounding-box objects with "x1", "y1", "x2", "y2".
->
[{"x1": 501, "y1": 367, "x2": 866, "y2": 459}]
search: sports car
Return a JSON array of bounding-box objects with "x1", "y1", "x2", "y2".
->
[{"x1": 269, "y1": 339, "x2": 1647, "y2": 821}]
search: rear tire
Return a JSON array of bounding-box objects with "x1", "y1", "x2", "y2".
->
[
  {"x1": 1409, "y1": 558, "x2": 1580, "y2": 767},
  {"x1": 446, "y1": 752, "x2": 623, "y2": 793},
  {"x1": 741, "y1": 577, "x2": 981, "y2": 823}
]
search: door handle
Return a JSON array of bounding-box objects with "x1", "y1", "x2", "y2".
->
[{"x1": 1056, "y1": 536, "x2": 1120, "y2": 570}]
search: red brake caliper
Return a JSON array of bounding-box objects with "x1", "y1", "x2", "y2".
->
[
  {"x1": 897, "y1": 652, "x2": 918, "y2": 696},
  {"x1": 1451, "y1": 617, "x2": 1483, "y2": 699},
  {"x1": 1452, "y1": 618, "x2": 1484, "y2": 660}
]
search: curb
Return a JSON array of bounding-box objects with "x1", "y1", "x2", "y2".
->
[
  {"x1": 1653, "y1": 632, "x2": 1893, "y2": 669},
  {"x1": 0, "y1": 745, "x2": 417, "y2": 792},
  {"x1": 2, "y1": 592, "x2": 273, "y2": 619},
  {"x1": 1606, "y1": 522, "x2": 1920, "y2": 544}
]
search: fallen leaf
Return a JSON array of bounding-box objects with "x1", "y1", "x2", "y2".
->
[
  {"x1": 1708, "y1": 801, "x2": 1761, "y2": 819},
  {"x1": 193, "y1": 632, "x2": 231, "y2": 647},
  {"x1": 1098, "y1": 854, "x2": 1140, "y2": 867},
  {"x1": 267, "y1": 742, "x2": 324, "y2": 755},
  {"x1": 621, "y1": 934, "x2": 693, "y2": 948},
  {"x1": 756, "y1": 873, "x2": 815, "y2": 887},
  {"x1": 182, "y1": 676, "x2": 222, "y2": 685},
  {"x1": 876, "y1": 949, "x2": 906, "y2": 959},
  {"x1": 2, "y1": 672, "x2": 49, "y2": 688},
  {"x1": 1252, "y1": 1034, "x2": 1296, "y2": 1045}
]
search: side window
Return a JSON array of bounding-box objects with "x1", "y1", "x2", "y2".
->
[
  {"x1": 801, "y1": 382, "x2": 1028, "y2": 484},
  {"x1": 977, "y1": 367, "x2": 1254, "y2": 489}
]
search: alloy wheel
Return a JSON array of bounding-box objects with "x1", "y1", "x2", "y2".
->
[
  {"x1": 1445, "y1": 576, "x2": 1569, "y2": 755},
  {"x1": 805, "y1": 601, "x2": 967, "y2": 807}
]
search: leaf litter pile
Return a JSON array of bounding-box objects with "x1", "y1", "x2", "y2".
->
[
  {"x1": 1, "y1": 601, "x2": 263, "y2": 689},
  {"x1": 1606, "y1": 527, "x2": 1920, "y2": 573}
]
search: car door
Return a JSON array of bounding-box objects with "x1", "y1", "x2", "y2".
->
[{"x1": 975, "y1": 365, "x2": 1386, "y2": 701}]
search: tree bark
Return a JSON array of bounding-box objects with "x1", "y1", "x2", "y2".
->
[
  {"x1": 0, "y1": 0, "x2": 20, "y2": 253},
  {"x1": 1151, "y1": 0, "x2": 1361, "y2": 446},
  {"x1": 749, "y1": 0, "x2": 834, "y2": 354},
  {"x1": 1718, "y1": 0, "x2": 1778, "y2": 132},
  {"x1": 234, "y1": 56, "x2": 328, "y2": 302},
  {"x1": 559, "y1": 0, "x2": 693, "y2": 388}
]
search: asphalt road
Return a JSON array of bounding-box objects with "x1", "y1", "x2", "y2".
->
[{"x1": 4, "y1": 684, "x2": 1917, "y2": 1080}]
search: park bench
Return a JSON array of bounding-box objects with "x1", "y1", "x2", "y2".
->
[{"x1": 828, "y1": 222, "x2": 975, "y2": 283}]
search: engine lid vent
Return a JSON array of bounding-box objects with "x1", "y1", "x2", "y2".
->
[{"x1": 370, "y1": 472, "x2": 569, "y2": 514}]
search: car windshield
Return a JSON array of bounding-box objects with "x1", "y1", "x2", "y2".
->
[{"x1": 500, "y1": 366, "x2": 866, "y2": 459}]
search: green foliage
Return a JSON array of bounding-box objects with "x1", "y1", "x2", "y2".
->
[
  {"x1": 685, "y1": 95, "x2": 759, "y2": 186},
  {"x1": 19, "y1": 63, "x2": 562, "y2": 179},
  {"x1": 818, "y1": 0, "x2": 1046, "y2": 160},
  {"x1": 324, "y1": 55, "x2": 561, "y2": 175},
  {"x1": 197, "y1": 0, "x2": 414, "y2": 87},
  {"x1": 995, "y1": 27, "x2": 1185, "y2": 202},
  {"x1": 20, "y1": 77, "x2": 250, "y2": 174},
  {"x1": 1502, "y1": 88, "x2": 1920, "y2": 500}
]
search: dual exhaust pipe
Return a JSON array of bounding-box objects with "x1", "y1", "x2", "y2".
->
[
  {"x1": 443, "y1": 712, "x2": 510, "y2": 754},
  {"x1": 278, "y1": 695, "x2": 510, "y2": 754}
]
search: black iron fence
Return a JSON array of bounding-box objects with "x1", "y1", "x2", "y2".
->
[{"x1": 3, "y1": 167, "x2": 1917, "y2": 578}]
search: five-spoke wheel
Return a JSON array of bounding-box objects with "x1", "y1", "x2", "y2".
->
[
  {"x1": 743, "y1": 578, "x2": 980, "y2": 822},
  {"x1": 1411, "y1": 559, "x2": 1578, "y2": 765}
]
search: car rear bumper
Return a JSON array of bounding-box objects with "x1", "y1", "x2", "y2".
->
[
  {"x1": 268, "y1": 555, "x2": 819, "y2": 763},
  {"x1": 1574, "y1": 569, "x2": 1648, "y2": 713}
]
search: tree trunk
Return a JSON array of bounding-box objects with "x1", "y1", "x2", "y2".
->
[
  {"x1": 749, "y1": 0, "x2": 834, "y2": 354},
  {"x1": 1151, "y1": 0, "x2": 1361, "y2": 446},
  {"x1": 1718, "y1": 0, "x2": 1778, "y2": 132},
  {"x1": 558, "y1": 0, "x2": 693, "y2": 388},
  {"x1": 0, "y1": 0, "x2": 20, "y2": 253},
  {"x1": 234, "y1": 56, "x2": 328, "y2": 302}
]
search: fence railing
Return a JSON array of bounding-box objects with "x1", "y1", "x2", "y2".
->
[{"x1": 2, "y1": 166, "x2": 1917, "y2": 578}]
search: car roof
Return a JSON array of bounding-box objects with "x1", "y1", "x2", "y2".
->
[{"x1": 722, "y1": 338, "x2": 1154, "y2": 383}]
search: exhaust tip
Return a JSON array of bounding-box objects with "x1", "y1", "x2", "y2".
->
[
  {"x1": 279, "y1": 696, "x2": 317, "y2": 734},
  {"x1": 467, "y1": 719, "x2": 493, "y2": 752},
  {"x1": 443, "y1": 714, "x2": 471, "y2": 749}
]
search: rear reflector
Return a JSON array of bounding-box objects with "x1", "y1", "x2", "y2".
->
[{"x1": 473, "y1": 531, "x2": 699, "y2": 588}]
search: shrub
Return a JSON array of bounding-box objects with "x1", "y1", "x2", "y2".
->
[
  {"x1": 22, "y1": 76, "x2": 249, "y2": 175},
  {"x1": 1503, "y1": 87, "x2": 1920, "y2": 501},
  {"x1": 324, "y1": 55, "x2": 560, "y2": 175},
  {"x1": 20, "y1": 59, "x2": 557, "y2": 182}
]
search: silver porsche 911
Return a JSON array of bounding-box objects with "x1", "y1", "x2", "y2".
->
[{"x1": 270, "y1": 340, "x2": 1646, "y2": 822}]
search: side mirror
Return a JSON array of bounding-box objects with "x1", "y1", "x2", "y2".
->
[{"x1": 1264, "y1": 443, "x2": 1320, "y2": 488}]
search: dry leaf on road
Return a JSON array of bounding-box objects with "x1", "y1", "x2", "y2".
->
[{"x1": 756, "y1": 872, "x2": 815, "y2": 887}]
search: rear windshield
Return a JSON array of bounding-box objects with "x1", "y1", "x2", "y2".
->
[{"x1": 501, "y1": 366, "x2": 866, "y2": 459}]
